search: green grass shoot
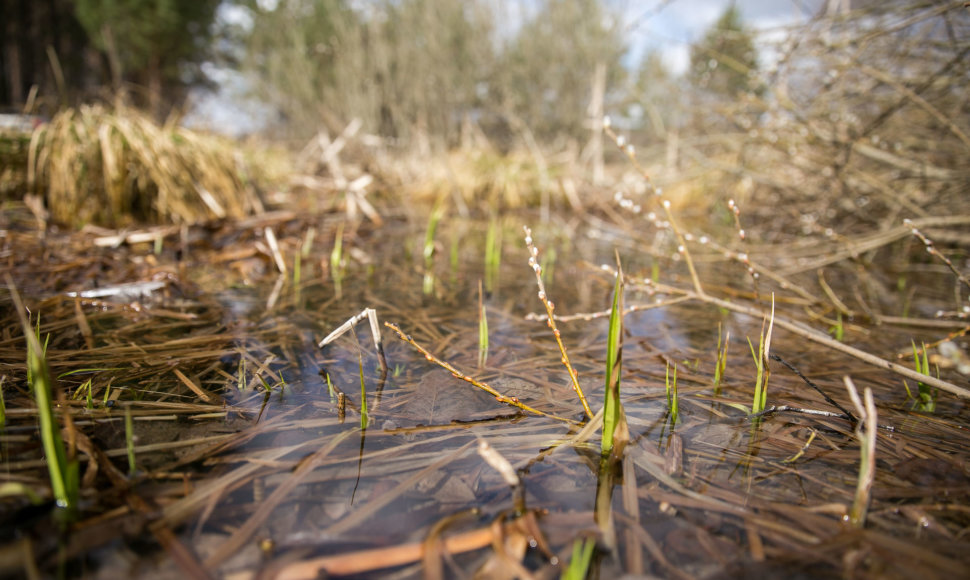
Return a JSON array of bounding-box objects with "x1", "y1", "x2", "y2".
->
[
  {"x1": 423, "y1": 200, "x2": 445, "y2": 296},
  {"x1": 56, "y1": 366, "x2": 121, "y2": 410},
  {"x1": 450, "y1": 235, "x2": 460, "y2": 283},
  {"x1": 324, "y1": 370, "x2": 337, "y2": 404},
  {"x1": 713, "y1": 322, "x2": 729, "y2": 395},
  {"x1": 353, "y1": 328, "x2": 369, "y2": 429},
  {"x1": 478, "y1": 280, "x2": 489, "y2": 369},
  {"x1": 602, "y1": 258, "x2": 625, "y2": 457},
  {"x1": 829, "y1": 311, "x2": 844, "y2": 341},
  {"x1": 9, "y1": 283, "x2": 79, "y2": 516},
  {"x1": 237, "y1": 357, "x2": 246, "y2": 391},
  {"x1": 747, "y1": 333, "x2": 767, "y2": 414},
  {"x1": 540, "y1": 245, "x2": 557, "y2": 285},
  {"x1": 293, "y1": 249, "x2": 302, "y2": 305},
  {"x1": 906, "y1": 341, "x2": 937, "y2": 412},
  {"x1": 0, "y1": 375, "x2": 6, "y2": 430},
  {"x1": 666, "y1": 360, "x2": 679, "y2": 425},
  {"x1": 73, "y1": 378, "x2": 94, "y2": 409},
  {"x1": 561, "y1": 536, "x2": 596, "y2": 580},
  {"x1": 748, "y1": 295, "x2": 775, "y2": 416},
  {"x1": 331, "y1": 222, "x2": 345, "y2": 299},
  {"x1": 125, "y1": 405, "x2": 137, "y2": 476},
  {"x1": 485, "y1": 217, "x2": 501, "y2": 292}
]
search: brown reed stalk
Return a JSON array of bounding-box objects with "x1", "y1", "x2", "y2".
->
[
  {"x1": 602, "y1": 117, "x2": 970, "y2": 403},
  {"x1": 383, "y1": 322, "x2": 579, "y2": 424},
  {"x1": 603, "y1": 119, "x2": 706, "y2": 298},
  {"x1": 904, "y1": 218, "x2": 970, "y2": 299},
  {"x1": 523, "y1": 227, "x2": 594, "y2": 419},
  {"x1": 727, "y1": 199, "x2": 761, "y2": 303}
]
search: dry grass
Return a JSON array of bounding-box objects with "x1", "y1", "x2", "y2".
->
[{"x1": 27, "y1": 104, "x2": 265, "y2": 227}]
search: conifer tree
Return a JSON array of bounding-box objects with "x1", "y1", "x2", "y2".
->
[{"x1": 689, "y1": 4, "x2": 760, "y2": 97}]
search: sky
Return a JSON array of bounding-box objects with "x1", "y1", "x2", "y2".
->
[{"x1": 622, "y1": 0, "x2": 827, "y2": 75}]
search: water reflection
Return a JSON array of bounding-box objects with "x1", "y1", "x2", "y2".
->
[{"x1": 179, "y1": 216, "x2": 970, "y2": 578}]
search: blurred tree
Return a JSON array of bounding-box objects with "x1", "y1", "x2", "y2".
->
[
  {"x1": 493, "y1": 0, "x2": 626, "y2": 141},
  {"x1": 357, "y1": 0, "x2": 495, "y2": 145},
  {"x1": 688, "y1": 4, "x2": 760, "y2": 97},
  {"x1": 74, "y1": 0, "x2": 221, "y2": 116},
  {"x1": 631, "y1": 50, "x2": 679, "y2": 139},
  {"x1": 243, "y1": 0, "x2": 354, "y2": 134},
  {"x1": 1, "y1": 0, "x2": 95, "y2": 111},
  {"x1": 243, "y1": 0, "x2": 494, "y2": 144}
]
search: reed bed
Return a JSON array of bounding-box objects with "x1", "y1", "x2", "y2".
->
[{"x1": 4, "y1": 24, "x2": 970, "y2": 572}]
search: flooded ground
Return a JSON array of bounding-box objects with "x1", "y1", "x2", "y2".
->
[{"x1": 1, "y1": 200, "x2": 969, "y2": 579}]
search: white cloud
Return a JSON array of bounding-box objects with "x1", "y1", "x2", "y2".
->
[{"x1": 625, "y1": 0, "x2": 824, "y2": 76}]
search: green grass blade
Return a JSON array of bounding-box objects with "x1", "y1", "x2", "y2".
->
[
  {"x1": 478, "y1": 283, "x2": 489, "y2": 369},
  {"x1": 125, "y1": 406, "x2": 137, "y2": 476},
  {"x1": 422, "y1": 201, "x2": 445, "y2": 296},
  {"x1": 666, "y1": 362, "x2": 679, "y2": 425},
  {"x1": 27, "y1": 322, "x2": 76, "y2": 510},
  {"x1": 602, "y1": 263, "x2": 624, "y2": 456},
  {"x1": 485, "y1": 217, "x2": 501, "y2": 293},
  {"x1": 0, "y1": 376, "x2": 6, "y2": 430},
  {"x1": 357, "y1": 347, "x2": 368, "y2": 430},
  {"x1": 561, "y1": 536, "x2": 596, "y2": 580}
]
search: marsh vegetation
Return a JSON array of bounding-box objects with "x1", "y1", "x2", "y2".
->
[{"x1": 1, "y1": 1, "x2": 969, "y2": 579}]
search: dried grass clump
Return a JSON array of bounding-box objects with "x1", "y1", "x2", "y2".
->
[
  {"x1": 385, "y1": 147, "x2": 561, "y2": 211},
  {"x1": 28, "y1": 104, "x2": 264, "y2": 227},
  {"x1": 0, "y1": 130, "x2": 33, "y2": 201}
]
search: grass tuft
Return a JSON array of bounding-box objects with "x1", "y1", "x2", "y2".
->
[
  {"x1": 748, "y1": 295, "x2": 775, "y2": 416},
  {"x1": 28, "y1": 104, "x2": 263, "y2": 227},
  {"x1": 906, "y1": 341, "x2": 937, "y2": 413}
]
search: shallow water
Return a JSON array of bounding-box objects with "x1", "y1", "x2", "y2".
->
[
  {"x1": 2, "y1": 207, "x2": 969, "y2": 578},
  {"x1": 179, "y1": 214, "x2": 970, "y2": 578}
]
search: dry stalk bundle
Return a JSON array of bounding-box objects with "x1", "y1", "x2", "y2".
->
[{"x1": 28, "y1": 104, "x2": 261, "y2": 227}]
